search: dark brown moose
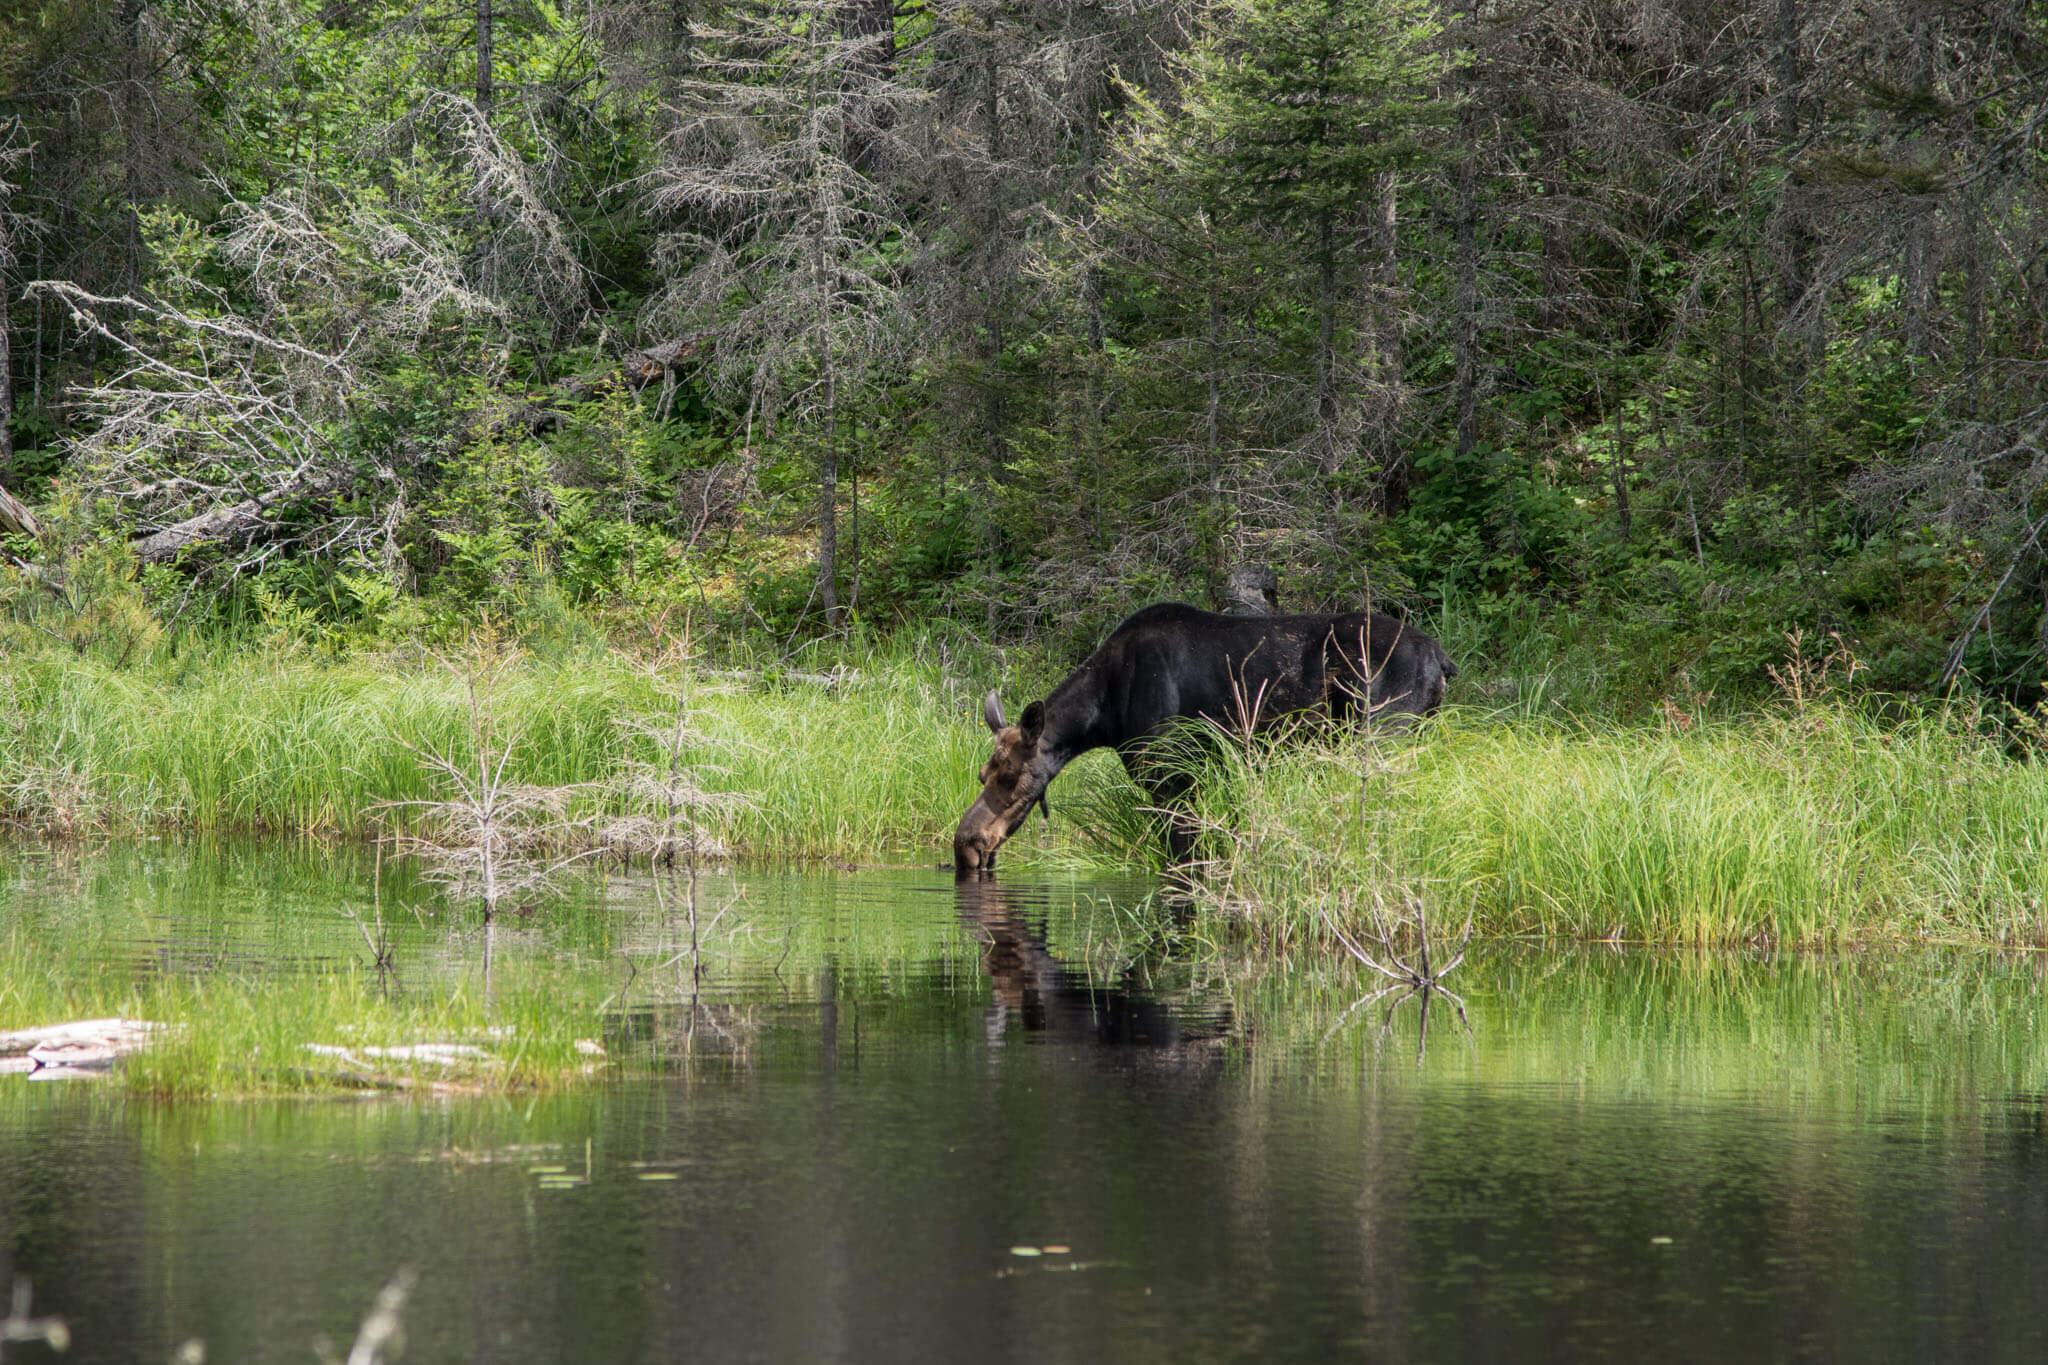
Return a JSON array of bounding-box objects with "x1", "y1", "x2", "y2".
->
[{"x1": 954, "y1": 602, "x2": 1456, "y2": 875}]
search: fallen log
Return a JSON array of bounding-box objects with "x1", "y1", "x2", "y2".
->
[
  {"x1": 621, "y1": 334, "x2": 712, "y2": 389},
  {"x1": 0, "y1": 479, "x2": 35, "y2": 538},
  {"x1": 0, "y1": 1017, "x2": 167, "y2": 1076},
  {"x1": 128, "y1": 472, "x2": 346, "y2": 565},
  {"x1": 0, "y1": 1017, "x2": 167, "y2": 1057}
]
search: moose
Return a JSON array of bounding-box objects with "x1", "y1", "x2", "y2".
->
[{"x1": 954, "y1": 602, "x2": 1456, "y2": 875}]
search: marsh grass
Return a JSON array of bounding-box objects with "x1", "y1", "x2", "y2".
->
[
  {"x1": 0, "y1": 923, "x2": 608, "y2": 1098},
  {"x1": 0, "y1": 638, "x2": 1015, "y2": 861},
  {"x1": 1171, "y1": 702, "x2": 2048, "y2": 947}
]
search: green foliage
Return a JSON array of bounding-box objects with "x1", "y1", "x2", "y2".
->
[
  {"x1": 1, "y1": 0, "x2": 2044, "y2": 710},
  {"x1": 1169, "y1": 0, "x2": 1447, "y2": 236}
]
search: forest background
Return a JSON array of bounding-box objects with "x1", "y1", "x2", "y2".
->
[{"x1": 0, "y1": 0, "x2": 2045, "y2": 714}]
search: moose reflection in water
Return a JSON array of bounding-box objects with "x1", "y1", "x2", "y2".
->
[{"x1": 954, "y1": 879, "x2": 1232, "y2": 1056}]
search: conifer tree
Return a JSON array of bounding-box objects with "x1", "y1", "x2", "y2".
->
[
  {"x1": 652, "y1": 0, "x2": 917, "y2": 624},
  {"x1": 1162, "y1": 0, "x2": 1445, "y2": 487}
]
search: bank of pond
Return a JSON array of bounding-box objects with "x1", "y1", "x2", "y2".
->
[{"x1": 6, "y1": 645, "x2": 2048, "y2": 949}]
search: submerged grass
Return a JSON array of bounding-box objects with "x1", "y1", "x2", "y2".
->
[{"x1": 0, "y1": 931, "x2": 607, "y2": 1098}]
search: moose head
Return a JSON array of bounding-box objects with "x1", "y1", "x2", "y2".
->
[{"x1": 952, "y1": 691, "x2": 1056, "y2": 875}]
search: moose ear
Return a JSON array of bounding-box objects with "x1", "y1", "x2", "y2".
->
[
  {"x1": 983, "y1": 690, "x2": 1007, "y2": 734},
  {"x1": 1018, "y1": 701, "x2": 1045, "y2": 745}
]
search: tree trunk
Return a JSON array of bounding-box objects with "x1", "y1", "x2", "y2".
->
[
  {"x1": 981, "y1": 41, "x2": 1007, "y2": 476},
  {"x1": 1902, "y1": 1, "x2": 1936, "y2": 362},
  {"x1": 476, "y1": 0, "x2": 494, "y2": 117},
  {"x1": 1314, "y1": 209, "x2": 1339, "y2": 475},
  {"x1": 0, "y1": 173, "x2": 12, "y2": 476},
  {"x1": 1206, "y1": 284, "x2": 1222, "y2": 472},
  {"x1": 1079, "y1": 78, "x2": 1105, "y2": 355},
  {"x1": 670, "y1": 0, "x2": 692, "y2": 90},
  {"x1": 1452, "y1": 143, "x2": 1479, "y2": 462},
  {"x1": 840, "y1": 0, "x2": 894, "y2": 173},
  {"x1": 1962, "y1": 191, "x2": 1983, "y2": 416},
  {"x1": 1611, "y1": 411, "x2": 1631, "y2": 543},
  {"x1": 122, "y1": 0, "x2": 144, "y2": 286},
  {"x1": 815, "y1": 211, "x2": 840, "y2": 623},
  {"x1": 818, "y1": 332, "x2": 840, "y2": 625},
  {"x1": 1535, "y1": 103, "x2": 1569, "y2": 336},
  {"x1": 1774, "y1": 0, "x2": 1810, "y2": 323},
  {"x1": 1373, "y1": 171, "x2": 1407, "y2": 512},
  {"x1": 0, "y1": 481, "x2": 34, "y2": 538}
]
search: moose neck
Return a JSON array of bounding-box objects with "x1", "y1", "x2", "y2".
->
[{"x1": 1034, "y1": 667, "x2": 1111, "y2": 770}]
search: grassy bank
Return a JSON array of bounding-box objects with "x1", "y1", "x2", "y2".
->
[
  {"x1": 1165, "y1": 703, "x2": 2048, "y2": 948},
  {"x1": 0, "y1": 638, "x2": 1023, "y2": 860},
  {"x1": 7, "y1": 640, "x2": 2048, "y2": 946}
]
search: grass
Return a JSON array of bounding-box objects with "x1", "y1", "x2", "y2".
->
[
  {"x1": 1153, "y1": 700, "x2": 2048, "y2": 949},
  {"x1": 0, "y1": 921, "x2": 609, "y2": 1098},
  {"x1": 7, "y1": 633, "x2": 2048, "y2": 947},
  {"x1": 0, "y1": 636, "x2": 1016, "y2": 860}
]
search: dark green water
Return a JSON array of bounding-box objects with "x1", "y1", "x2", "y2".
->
[{"x1": 4, "y1": 841, "x2": 2048, "y2": 1362}]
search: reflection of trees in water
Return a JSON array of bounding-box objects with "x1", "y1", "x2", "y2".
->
[
  {"x1": 954, "y1": 879, "x2": 1233, "y2": 1060},
  {"x1": 605, "y1": 868, "x2": 761, "y2": 1063}
]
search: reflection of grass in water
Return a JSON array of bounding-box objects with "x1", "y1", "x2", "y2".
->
[
  {"x1": 0, "y1": 923, "x2": 608, "y2": 1097},
  {"x1": 1238, "y1": 945, "x2": 2048, "y2": 1108},
  {"x1": 0, "y1": 847, "x2": 1014, "y2": 1096}
]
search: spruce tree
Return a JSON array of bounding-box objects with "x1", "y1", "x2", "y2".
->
[{"x1": 1166, "y1": 0, "x2": 1445, "y2": 486}]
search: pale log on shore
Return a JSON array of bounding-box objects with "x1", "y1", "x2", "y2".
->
[{"x1": 0, "y1": 1017, "x2": 166, "y2": 1075}]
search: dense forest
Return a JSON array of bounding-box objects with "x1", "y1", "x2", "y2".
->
[{"x1": 0, "y1": 0, "x2": 2044, "y2": 708}]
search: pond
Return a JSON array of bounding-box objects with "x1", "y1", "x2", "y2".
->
[{"x1": 3, "y1": 840, "x2": 2048, "y2": 1362}]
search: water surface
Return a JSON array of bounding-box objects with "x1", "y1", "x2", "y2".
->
[{"x1": 3, "y1": 841, "x2": 2047, "y2": 1362}]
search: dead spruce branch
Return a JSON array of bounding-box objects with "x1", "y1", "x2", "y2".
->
[{"x1": 594, "y1": 637, "x2": 753, "y2": 867}]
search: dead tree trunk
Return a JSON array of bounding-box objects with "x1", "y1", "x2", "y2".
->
[
  {"x1": 1314, "y1": 207, "x2": 1340, "y2": 474},
  {"x1": 121, "y1": 0, "x2": 144, "y2": 286},
  {"x1": 0, "y1": 481, "x2": 34, "y2": 538},
  {"x1": 1774, "y1": 0, "x2": 1810, "y2": 324},
  {"x1": 0, "y1": 168, "x2": 12, "y2": 476},
  {"x1": 1452, "y1": 140, "x2": 1479, "y2": 462},
  {"x1": 476, "y1": 0, "x2": 494, "y2": 117},
  {"x1": 1902, "y1": 1, "x2": 1937, "y2": 362},
  {"x1": 1373, "y1": 171, "x2": 1407, "y2": 512},
  {"x1": 840, "y1": 0, "x2": 894, "y2": 173}
]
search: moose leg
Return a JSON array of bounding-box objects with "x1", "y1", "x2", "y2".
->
[{"x1": 1118, "y1": 736, "x2": 1203, "y2": 867}]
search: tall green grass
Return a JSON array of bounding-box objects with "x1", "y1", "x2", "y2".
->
[
  {"x1": 0, "y1": 640, "x2": 1015, "y2": 860},
  {"x1": 1162, "y1": 703, "x2": 2048, "y2": 946}
]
